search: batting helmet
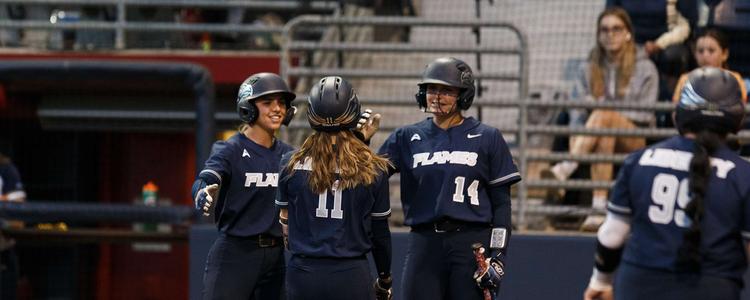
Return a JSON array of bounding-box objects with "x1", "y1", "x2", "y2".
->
[
  {"x1": 307, "y1": 76, "x2": 361, "y2": 132},
  {"x1": 415, "y1": 57, "x2": 475, "y2": 111},
  {"x1": 675, "y1": 67, "x2": 745, "y2": 135},
  {"x1": 237, "y1": 73, "x2": 296, "y2": 124}
]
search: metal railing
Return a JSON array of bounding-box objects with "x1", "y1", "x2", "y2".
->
[
  {"x1": 279, "y1": 15, "x2": 750, "y2": 229},
  {"x1": 0, "y1": 0, "x2": 339, "y2": 50}
]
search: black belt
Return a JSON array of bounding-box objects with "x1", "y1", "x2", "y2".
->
[
  {"x1": 224, "y1": 233, "x2": 282, "y2": 248},
  {"x1": 411, "y1": 218, "x2": 490, "y2": 233}
]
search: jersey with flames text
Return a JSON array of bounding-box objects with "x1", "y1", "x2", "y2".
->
[{"x1": 378, "y1": 117, "x2": 520, "y2": 226}]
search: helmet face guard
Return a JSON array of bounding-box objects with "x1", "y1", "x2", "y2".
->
[
  {"x1": 237, "y1": 73, "x2": 296, "y2": 125},
  {"x1": 307, "y1": 76, "x2": 361, "y2": 132},
  {"x1": 675, "y1": 67, "x2": 745, "y2": 135},
  {"x1": 415, "y1": 57, "x2": 475, "y2": 112}
]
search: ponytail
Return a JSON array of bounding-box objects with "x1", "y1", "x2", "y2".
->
[{"x1": 676, "y1": 130, "x2": 723, "y2": 271}]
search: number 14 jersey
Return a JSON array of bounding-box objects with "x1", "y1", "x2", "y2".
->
[{"x1": 378, "y1": 117, "x2": 520, "y2": 226}]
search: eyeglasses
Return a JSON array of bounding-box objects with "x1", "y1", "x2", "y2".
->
[
  {"x1": 599, "y1": 25, "x2": 626, "y2": 36},
  {"x1": 426, "y1": 86, "x2": 460, "y2": 97}
]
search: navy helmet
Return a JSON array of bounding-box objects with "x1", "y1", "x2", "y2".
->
[
  {"x1": 675, "y1": 67, "x2": 745, "y2": 135},
  {"x1": 307, "y1": 76, "x2": 361, "y2": 132},
  {"x1": 237, "y1": 73, "x2": 296, "y2": 124},
  {"x1": 415, "y1": 57, "x2": 476, "y2": 110}
]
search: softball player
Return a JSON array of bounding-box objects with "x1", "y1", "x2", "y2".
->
[
  {"x1": 584, "y1": 67, "x2": 750, "y2": 300},
  {"x1": 276, "y1": 76, "x2": 393, "y2": 300},
  {"x1": 192, "y1": 73, "x2": 296, "y2": 300},
  {"x1": 378, "y1": 57, "x2": 521, "y2": 300}
]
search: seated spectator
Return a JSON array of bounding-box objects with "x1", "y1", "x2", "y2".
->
[
  {"x1": 672, "y1": 27, "x2": 747, "y2": 102},
  {"x1": 607, "y1": 0, "x2": 697, "y2": 100},
  {"x1": 542, "y1": 7, "x2": 658, "y2": 231}
]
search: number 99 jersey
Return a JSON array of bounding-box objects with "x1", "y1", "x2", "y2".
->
[
  {"x1": 609, "y1": 136, "x2": 750, "y2": 282},
  {"x1": 276, "y1": 152, "x2": 391, "y2": 258},
  {"x1": 378, "y1": 117, "x2": 520, "y2": 226}
]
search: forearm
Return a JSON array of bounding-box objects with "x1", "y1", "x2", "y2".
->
[
  {"x1": 655, "y1": 10, "x2": 690, "y2": 49},
  {"x1": 589, "y1": 213, "x2": 631, "y2": 289},
  {"x1": 489, "y1": 185, "x2": 511, "y2": 260},
  {"x1": 371, "y1": 218, "x2": 392, "y2": 278}
]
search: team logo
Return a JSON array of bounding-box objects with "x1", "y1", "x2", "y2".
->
[
  {"x1": 242, "y1": 149, "x2": 251, "y2": 158},
  {"x1": 237, "y1": 80, "x2": 255, "y2": 102},
  {"x1": 410, "y1": 134, "x2": 421, "y2": 141}
]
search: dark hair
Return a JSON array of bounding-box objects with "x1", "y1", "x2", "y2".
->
[
  {"x1": 695, "y1": 27, "x2": 729, "y2": 51},
  {"x1": 694, "y1": 27, "x2": 730, "y2": 68},
  {"x1": 676, "y1": 130, "x2": 724, "y2": 271}
]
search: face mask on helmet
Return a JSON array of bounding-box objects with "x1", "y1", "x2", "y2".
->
[{"x1": 415, "y1": 57, "x2": 476, "y2": 113}]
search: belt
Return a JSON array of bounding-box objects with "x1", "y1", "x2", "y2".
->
[
  {"x1": 411, "y1": 218, "x2": 490, "y2": 233},
  {"x1": 224, "y1": 233, "x2": 282, "y2": 248},
  {"x1": 250, "y1": 233, "x2": 282, "y2": 248}
]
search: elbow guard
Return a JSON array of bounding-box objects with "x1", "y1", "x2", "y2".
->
[{"x1": 594, "y1": 240, "x2": 623, "y2": 273}]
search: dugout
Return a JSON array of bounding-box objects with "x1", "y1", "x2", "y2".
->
[{"x1": 0, "y1": 60, "x2": 220, "y2": 299}]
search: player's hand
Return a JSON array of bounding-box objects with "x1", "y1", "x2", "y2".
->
[
  {"x1": 196, "y1": 184, "x2": 219, "y2": 216},
  {"x1": 355, "y1": 109, "x2": 381, "y2": 142},
  {"x1": 374, "y1": 275, "x2": 393, "y2": 300},
  {"x1": 583, "y1": 287, "x2": 613, "y2": 300},
  {"x1": 474, "y1": 257, "x2": 504, "y2": 290}
]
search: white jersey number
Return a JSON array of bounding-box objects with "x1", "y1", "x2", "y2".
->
[
  {"x1": 316, "y1": 189, "x2": 344, "y2": 219},
  {"x1": 648, "y1": 173, "x2": 691, "y2": 227},
  {"x1": 453, "y1": 176, "x2": 480, "y2": 205}
]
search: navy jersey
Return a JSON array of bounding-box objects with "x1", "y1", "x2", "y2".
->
[
  {"x1": 198, "y1": 132, "x2": 294, "y2": 237},
  {"x1": 378, "y1": 117, "x2": 520, "y2": 226},
  {"x1": 0, "y1": 162, "x2": 23, "y2": 196},
  {"x1": 609, "y1": 136, "x2": 750, "y2": 281},
  {"x1": 276, "y1": 153, "x2": 391, "y2": 258}
]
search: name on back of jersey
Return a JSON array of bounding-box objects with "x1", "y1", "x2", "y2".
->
[
  {"x1": 245, "y1": 172, "x2": 278, "y2": 187},
  {"x1": 638, "y1": 148, "x2": 735, "y2": 179},
  {"x1": 412, "y1": 151, "x2": 478, "y2": 168}
]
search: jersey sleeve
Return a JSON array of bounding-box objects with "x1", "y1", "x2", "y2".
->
[
  {"x1": 370, "y1": 172, "x2": 391, "y2": 220},
  {"x1": 378, "y1": 129, "x2": 402, "y2": 174},
  {"x1": 275, "y1": 152, "x2": 293, "y2": 207},
  {"x1": 608, "y1": 152, "x2": 638, "y2": 216},
  {"x1": 198, "y1": 141, "x2": 232, "y2": 185},
  {"x1": 487, "y1": 129, "x2": 521, "y2": 187}
]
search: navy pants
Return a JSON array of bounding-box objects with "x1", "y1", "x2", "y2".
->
[
  {"x1": 286, "y1": 255, "x2": 372, "y2": 300},
  {"x1": 615, "y1": 263, "x2": 740, "y2": 300},
  {"x1": 401, "y1": 227, "x2": 493, "y2": 300},
  {"x1": 202, "y1": 234, "x2": 285, "y2": 300}
]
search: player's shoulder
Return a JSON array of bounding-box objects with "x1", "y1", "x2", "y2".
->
[
  {"x1": 396, "y1": 119, "x2": 431, "y2": 134},
  {"x1": 275, "y1": 139, "x2": 295, "y2": 153},
  {"x1": 280, "y1": 149, "x2": 297, "y2": 166},
  {"x1": 210, "y1": 137, "x2": 236, "y2": 157}
]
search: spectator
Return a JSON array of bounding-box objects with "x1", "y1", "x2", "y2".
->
[
  {"x1": 0, "y1": 153, "x2": 26, "y2": 300},
  {"x1": 672, "y1": 27, "x2": 747, "y2": 102},
  {"x1": 607, "y1": 0, "x2": 698, "y2": 100},
  {"x1": 543, "y1": 7, "x2": 658, "y2": 231}
]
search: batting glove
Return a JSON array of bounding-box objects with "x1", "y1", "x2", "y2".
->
[
  {"x1": 474, "y1": 257, "x2": 505, "y2": 290},
  {"x1": 374, "y1": 275, "x2": 393, "y2": 300},
  {"x1": 195, "y1": 184, "x2": 219, "y2": 216},
  {"x1": 354, "y1": 109, "x2": 381, "y2": 143}
]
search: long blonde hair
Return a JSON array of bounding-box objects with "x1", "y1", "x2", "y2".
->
[
  {"x1": 286, "y1": 130, "x2": 392, "y2": 194},
  {"x1": 589, "y1": 7, "x2": 637, "y2": 99}
]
